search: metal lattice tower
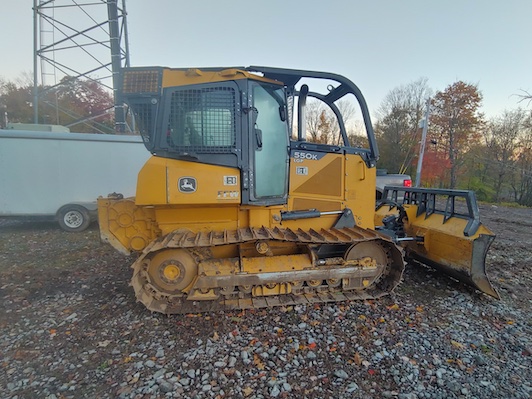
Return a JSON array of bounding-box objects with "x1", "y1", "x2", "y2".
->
[{"x1": 33, "y1": 0, "x2": 130, "y2": 133}]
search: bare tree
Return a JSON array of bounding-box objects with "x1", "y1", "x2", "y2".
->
[
  {"x1": 517, "y1": 89, "x2": 532, "y2": 107},
  {"x1": 305, "y1": 99, "x2": 327, "y2": 142},
  {"x1": 511, "y1": 113, "x2": 532, "y2": 205},
  {"x1": 484, "y1": 109, "x2": 527, "y2": 201},
  {"x1": 330, "y1": 98, "x2": 357, "y2": 145},
  {"x1": 374, "y1": 78, "x2": 432, "y2": 173},
  {"x1": 305, "y1": 98, "x2": 357, "y2": 145}
]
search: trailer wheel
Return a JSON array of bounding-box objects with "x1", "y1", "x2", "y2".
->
[{"x1": 57, "y1": 205, "x2": 91, "y2": 232}]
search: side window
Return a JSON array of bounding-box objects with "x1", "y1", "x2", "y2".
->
[
  {"x1": 166, "y1": 85, "x2": 236, "y2": 153},
  {"x1": 129, "y1": 100, "x2": 158, "y2": 151}
]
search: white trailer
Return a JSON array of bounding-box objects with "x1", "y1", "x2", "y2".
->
[{"x1": 0, "y1": 129, "x2": 150, "y2": 231}]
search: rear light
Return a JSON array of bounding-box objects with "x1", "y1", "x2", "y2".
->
[{"x1": 403, "y1": 179, "x2": 412, "y2": 187}]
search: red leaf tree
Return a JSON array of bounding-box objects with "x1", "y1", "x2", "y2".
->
[{"x1": 429, "y1": 81, "x2": 484, "y2": 188}]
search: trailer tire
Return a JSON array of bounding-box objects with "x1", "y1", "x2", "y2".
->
[{"x1": 57, "y1": 205, "x2": 91, "y2": 232}]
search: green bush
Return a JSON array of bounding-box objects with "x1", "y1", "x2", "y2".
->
[{"x1": 464, "y1": 178, "x2": 496, "y2": 202}]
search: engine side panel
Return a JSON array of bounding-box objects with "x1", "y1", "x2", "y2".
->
[{"x1": 136, "y1": 156, "x2": 242, "y2": 206}]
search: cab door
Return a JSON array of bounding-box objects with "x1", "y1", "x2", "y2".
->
[{"x1": 247, "y1": 81, "x2": 289, "y2": 205}]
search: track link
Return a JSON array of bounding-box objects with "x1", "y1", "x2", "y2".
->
[{"x1": 131, "y1": 226, "x2": 405, "y2": 314}]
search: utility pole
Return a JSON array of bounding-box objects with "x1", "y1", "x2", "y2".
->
[{"x1": 415, "y1": 98, "x2": 431, "y2": 187}]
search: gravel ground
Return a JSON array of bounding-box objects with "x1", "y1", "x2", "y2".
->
[{"x1": 0, "y1": 203, "x2": 530, "y2": 399}]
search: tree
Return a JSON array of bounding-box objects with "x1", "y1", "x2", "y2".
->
[
  {"x1": 348, "y1": 132, "x2": 368, "y2": 148},
  {"x1": 332, "y1": 99, "x2": 357, "y2": 145},
  {"x1": 41, "y1": 77, "x2": 114, "y2": 133},
  {"x1": 483, "y1": 109, "x2": 527, "y2": 201},
  {"x1": 460, "y1": 141, "x2": 495, "y2": 201},
  {"x1": 0, "y1": 75, "x2": 114, "y2": 133},
  {"x1": 517, "y1": 89, "x2": 532, "y2": 108},
  {"x1": 0, "y1": 80, "x2": 34, "y2": 125},
  {"x1": 374, "y1": 78, "x2": 432, "y2": 174},
  {"x1": 419, "y1": 145, "x2": 451, "y2": 188},
  {"x1": 305, "y1": 98, "x2": 357, "y2": 145},
  {"x1": 347, "y1": 118, "x2": 369, "y2": 148},
  {"x1": 511, "y1": 114, "x2": 532, "y2": 205},
  {"x1": 429, "y1": 81, "x2": 484, "y2": 188},
  {"x1": 305, "y1": 100, "x2": 327, "y2": 142},
  {"x1": 316, "y1": 110, "x2": 333, "y2": 143}
]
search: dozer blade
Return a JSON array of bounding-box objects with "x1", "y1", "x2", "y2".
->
[{"x1": 378, "y1": 187, "x2": 499, "y2": 299}]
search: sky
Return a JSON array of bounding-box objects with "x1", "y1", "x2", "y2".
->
[{"x1": 1, "y1": 0, "x2": 531, "y2": 119}]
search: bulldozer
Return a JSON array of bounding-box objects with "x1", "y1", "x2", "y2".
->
[{"x1": 97, "y1": 66, "x2": 498, "y2": 314}]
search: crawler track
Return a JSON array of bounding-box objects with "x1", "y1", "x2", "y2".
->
[{"x1": 131, "y1": 226, "x2": 405, "y2": 314}]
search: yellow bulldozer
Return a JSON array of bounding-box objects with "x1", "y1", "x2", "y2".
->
[{"x1": 98, "y1": 66, "x2": 498, "y2": 314}]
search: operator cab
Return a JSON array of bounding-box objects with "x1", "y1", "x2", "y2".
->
[{"x1": 122, "y1": 66, "x2": 378, "y2": 206}]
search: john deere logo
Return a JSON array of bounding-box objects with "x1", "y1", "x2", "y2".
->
[{"x1": 178, "y1": 177, "x2": 197, "y2": 193}]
